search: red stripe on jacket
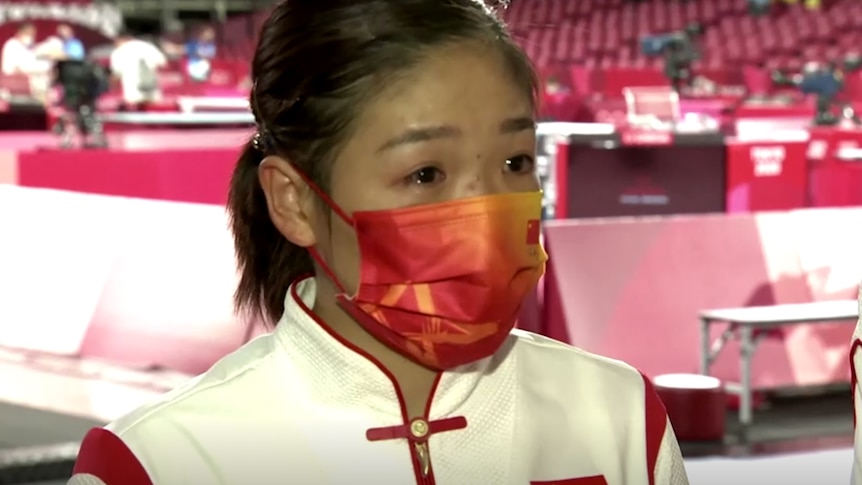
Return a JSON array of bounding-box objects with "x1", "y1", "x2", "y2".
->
[
  {"x1": 73, "y1": 428, "x2": 153, "y2": 485},
  {"x1": 642, "y1": 373, "x2": 668, "y2": 485}
]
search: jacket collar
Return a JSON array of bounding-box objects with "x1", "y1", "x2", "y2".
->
[{"x1": 273, "y1": 276, "x2": 494, "y2": 420}]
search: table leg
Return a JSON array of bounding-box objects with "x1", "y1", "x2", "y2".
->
[
  {"x1": 739, "y1": 324, "x2": 754, "y2": 428},
  {"x1": 699, "y1": 317, "x2": 710, "y2": 375}
]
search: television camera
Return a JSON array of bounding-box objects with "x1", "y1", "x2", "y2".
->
[
  {"x1": 53, "y1": 60, "x2": 109, "y2": 148},
  {"x1": 771, "y1": 55, "x2": 862, "y2": 126},
  {"x1": 640, "y1": 23, "x2": 703, "y2": 93}
]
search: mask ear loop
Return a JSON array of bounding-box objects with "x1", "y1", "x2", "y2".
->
[
  {"x1": 256, "y1": 132, "x2": 352, "y2": 294},
  {"x1": 252, "y1": 87, "x2": 355, "y2": 296},
  {"x1": 285, "y1": 167, "x2": 356, "y2": 296}
]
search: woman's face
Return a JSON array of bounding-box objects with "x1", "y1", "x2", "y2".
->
[{"x1": 313, "y1": 42, "x2": 539, "y2": 293}]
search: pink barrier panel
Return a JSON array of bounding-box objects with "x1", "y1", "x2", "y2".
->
[
  {"x1": 0, "y1": 187, "x2": 126, "y2": 355},
  {"x1": 542, "y1": 213, "x2": 811, "y2": 388},
  {"x1": 781, "y1": 208, "x2": 862, "y2": 384},
  {"x1": 17, "y1": 147, "x2": 239, "y2": 205},
  {"x1": 79, "y1": 197, "x2": 248, "y2": 375},
  {"x1": 0, "y1": 187, "x2": 250, "y2": 371}
]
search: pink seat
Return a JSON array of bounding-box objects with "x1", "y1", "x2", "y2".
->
[{"x1": 0, "y1": 74, "x2": 31, "y2": 97}]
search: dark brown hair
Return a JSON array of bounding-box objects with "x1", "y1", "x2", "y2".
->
[{"x1": 228, "y1": 0, "x2": 537, "y2": 325}]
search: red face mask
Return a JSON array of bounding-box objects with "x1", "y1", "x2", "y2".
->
[{"x1": 308, "y1": 189, "x2": 547, "y2": 370}]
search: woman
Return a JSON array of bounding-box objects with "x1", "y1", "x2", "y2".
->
[{"x1": 69, "y1": 1, "x2": 689, "y2": 484}]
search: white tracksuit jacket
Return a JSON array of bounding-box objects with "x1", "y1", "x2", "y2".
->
[
  {"x1": 852, "y1": 291, "x2": 862, "y2": 485},
  {"x1": 68, "y1": 277, "x2": 689, "y2": 485}
]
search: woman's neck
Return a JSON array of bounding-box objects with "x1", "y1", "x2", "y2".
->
[{"x1": 311, "y1": 280, "x2": 440, "y2": 418}]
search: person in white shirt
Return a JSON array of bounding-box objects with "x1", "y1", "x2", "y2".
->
[
  {"x1": 109, "y1": 30, "x2": 167, "y2": 109},
  {"x1": 1, "y1": 23, "x2": 55, "y2": 102},
  {"x1": 1, "y1": 23, "x2": 39, "y2": 75},
  {"x1": 68, "y1": 1, "x2": 689, "y2": 484}
]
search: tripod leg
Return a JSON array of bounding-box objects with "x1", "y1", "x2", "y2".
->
[
  {"x1": 813, "y1": 95, "x2": 837, "y2": 125},
  {"x1": 81, "y1": 105, "x2": 107, "y2": 148},
  {"x1": 54, "y1": 114, "x2": 73, "y2": 149}
]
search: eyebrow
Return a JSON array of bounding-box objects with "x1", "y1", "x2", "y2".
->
[{"x1": 376, "y1": 116, "x2": 536, "y2": 152}]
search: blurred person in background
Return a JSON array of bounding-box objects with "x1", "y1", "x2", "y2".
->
[
  {"x1": 185, "y1": 25, "x2": 217, "y2": 82},
  {"x1": 57, "y1": 24, "x2": 85, "y2": 60},
  {"x1": 68, "y1": 1, "x2": 688, "y2": 484},
  {"x1": 1, "y1": 23, "x2": 42, "y2": 75},
  {"x1": 38, "y1": 24, "x2": 85, "y2": 61},
  {"x1": 110, "y1": 29, "x2": 166, "y2": 110},
  {"x1": 781, "y1": 0, "x2": 820, "y2": 8},
  {"x1": 1, "y1": 23, "x2": 53, "y2": 102},
  {"x1": 162, "y1": 25, "x2": 217, "y2": 82},
  {"x1": 540, "y1": 75, "x2": 580, "y2": 121},
  {"x1": 748, "y1": 0, "x2": 771, "y2": 16}
]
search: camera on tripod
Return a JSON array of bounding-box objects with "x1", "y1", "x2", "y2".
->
[
  {"x1": 640, "y1": 23, "x2": 703, "y2": 93},
  {"x1": 53, "y1": 60, "x2": 109, "y2": 148},
  {"x1": 771, "y1": 55, "x2": 862, "y2": 126}
]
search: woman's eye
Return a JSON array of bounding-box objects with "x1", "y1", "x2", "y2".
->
[
  {"x1": 406, "y1": 166, "x2": 445, "y2": 186},
  {"x1": 504, "y1": 154, "x2": 536, "y2": 174}
]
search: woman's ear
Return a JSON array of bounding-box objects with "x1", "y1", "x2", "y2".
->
[{"x1": 258, "y1": 156, "x2": 317, "y2": 248}]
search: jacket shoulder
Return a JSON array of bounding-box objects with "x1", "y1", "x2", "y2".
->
[
  {"x1": 510, "y1": 329, "x2": 647, "y2": 390},
  {"x1": 109, "y1": 333, "x2": 276, "y2": 436},
  {"x1": 72, "y1": 334, "x2": 278, "y2": 484}
]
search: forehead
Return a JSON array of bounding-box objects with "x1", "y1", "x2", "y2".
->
[{"x1": 351, "y1": 43, "x2": 532, "y2": 143}]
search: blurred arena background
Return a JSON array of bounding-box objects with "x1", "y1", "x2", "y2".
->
[{"x1": 0, "y1": 0, "x2": 861, "y2": 483}]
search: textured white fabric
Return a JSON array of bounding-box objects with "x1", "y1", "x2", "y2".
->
[
  {"x1": 68, "y1": 473, "x2": 107, "y2": 485},
  {"x1": 655, "y1": 422, "x2": 688, "y2": 484},
  {"x1": 852, "y1": 290, "x2": 862, "y2": 485},
  {"x1": 68, "y1": 278, "x2": 688, "y2": 485}
]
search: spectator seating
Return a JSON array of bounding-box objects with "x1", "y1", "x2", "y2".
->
[
  {"x1": 65, "y1": 0, "x2": 861, "y2": 111},
  {"x1": 208, "y1": 0, "x2": 862, "y2": 99}
]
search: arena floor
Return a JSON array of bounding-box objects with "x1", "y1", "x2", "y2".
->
[
  {"x1": 684, "y1": 390, "x2": 853, "y2": 483},
  {"x1": 686, "y1": 448, "x2": 851, "y2": 484}
]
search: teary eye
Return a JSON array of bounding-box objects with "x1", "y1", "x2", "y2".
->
[
  {"x1": 406, "y1": 166, "x2": 446, "y2": 185},
  {"x1": 504, "y1": 154, "x2": 536, "y2": 174}
]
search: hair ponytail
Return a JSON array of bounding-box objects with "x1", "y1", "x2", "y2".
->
[{"x1": 227, "y1": 140, "x2": 314, "y2": 325}]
